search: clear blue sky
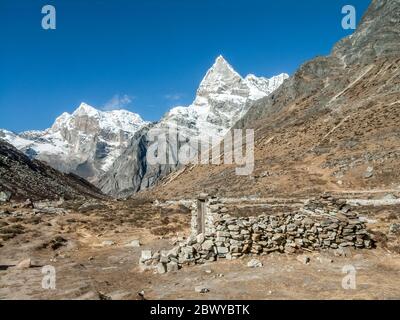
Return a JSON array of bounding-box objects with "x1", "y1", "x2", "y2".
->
[{"x1": 0, "y1": 0, "x2": 370, "y2": 132}]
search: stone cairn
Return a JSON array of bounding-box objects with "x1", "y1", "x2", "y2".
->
[{"x1": 139, "y1": 194, "x2": 374, "y2": 274}]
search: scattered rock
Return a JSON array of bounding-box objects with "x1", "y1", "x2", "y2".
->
[
  {"x1": 167, "y1": 246, "x2": 180, "y2": 259},
  {"x1": 101, "y1": 240, "x2": 115, "y2": 247},
  {"x1": 166, "y1": 261, "x2": 179, "y2": 272},
  {"x1": 216, "y1": 246, "x2": 229, "y2": 255},
  {"x1": 196, "y1": 233, "x2": 205, "y2": 244},
  {"x1": 137, "y1": 290, "x2": 145, "y2": 300},
  {"x1": 0, "y1": 210, "x2": 11, "y2": 217},
  {"x1": 107, "y1": 290, "x2": 131, "y2": 300},
  {"x1": 156, "y1": 262, "x2": 167, "y2": 274},
  {"x1": 0, "y1": 190, "x2": 12, "y2": 202},
  {"x1": 383, "y1": 193, "x2": 397, "y2": 201},
  {"x1": 198, "y1": 193, "x2": 208, "y2": 200},
  {"x1": 152, "y1": 252, "x2": 161, "y2": 261},
  {"x1": 140, "y1": 250, "x2": 153, "y2": 261},
  {"x1": 22, "y1": 198, "x2": 34, "y2": 208},
  {"x1": 74, "y1": 291, "x2": 98, "y2": 300},
  {"x1": 202, "y1": 240, "x2": 214, "y2": 251},
  {"x1": 317, "y1": 256, "x2": 334, "y2": 264},
  {"x1": 195, "y1": 286, "x2": 210, "y2": 294},
  {"x1": 340, "y1": 204, "x2": 352, "y2": 213},
  {"x1": 389, "y1": 223, "x2": 400, "y2": 236},
  {"x1": 296, "y1": 255, "x2": 311, "y2": 265},
  {"x1": 364, "y1": 167, "x2": 374, "y2": 179},
  {"x1": 247, "y1": 259, "x2": 263, "y2": 268},
  {"x1": 98, "y1": 292, "x2": 112, "y2": 300},
  {"x1": 284, "y1": 245, "x2": 297, "y2": 254},
  {"x1": 16, "y1": 258, "x2": 32, "y2": 269},
  {"x1": 125, "y1": 240, "x2": 140, "y2": 247},
  {"x1": 159, "y1": 253, "x2": 169, "y2": 264},
  {"x1": 78, "y1": 202, "x2": 107, "y2": 213},
  {"x1": 220, "y1": 207, "x2": 229, "y2": 214}
]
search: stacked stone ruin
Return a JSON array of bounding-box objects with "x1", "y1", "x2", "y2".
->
[{"x1": 139, "y1": 194, "x2": 374, "y2": 273}]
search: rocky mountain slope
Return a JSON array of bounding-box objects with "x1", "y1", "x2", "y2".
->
[
  {"x1": 0, "y1": 140, "x2": 106, "y2": 201},
  {"x1": 99, "y1": 56, "x2": 288, "y2": 196},
  {"x1": 148, "y1": 0, "x2": 400, "y2": 200},
  {"x1": 0, "y1": 103, "x2": 147, "y2": 184}
]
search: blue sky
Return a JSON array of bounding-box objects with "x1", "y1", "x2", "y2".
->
[{"x1": 0, "y1": 0, "x2": 370, "y2": 132}]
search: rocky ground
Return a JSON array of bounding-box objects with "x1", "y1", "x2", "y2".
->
[
  {"x1": 1, "y1": 195, "x2": 400, "y2": 300},
  {"x1": 1, "y1": 0, "x2": 399, "y2": 302}
]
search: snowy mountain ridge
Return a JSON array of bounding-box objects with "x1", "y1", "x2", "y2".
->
[
  {"x1": 162, "y1": 56, "x2": 288, "y2": 140},
  {"x1": 98, "y1": 56, "x2": 289, "y2": 196},
  {"x1": 1, "y1": 55, "x2": 288, "y2": 195},
  {"x1": 0, "y1": 103, "x2": 148, "y2": 182}
]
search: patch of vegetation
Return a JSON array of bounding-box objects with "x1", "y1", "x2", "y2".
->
[{"x1": 0, "y1": 224, "x2": 24, "y2": 235}]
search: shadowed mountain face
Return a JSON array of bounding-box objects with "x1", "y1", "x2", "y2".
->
[
  {"x1": 0, "y1": 140, "x2": 106, "y2": 201},
  {"x1": 148, "y1": 0, "x2": 400, "y2": 200}
]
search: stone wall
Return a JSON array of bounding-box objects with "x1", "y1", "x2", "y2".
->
[{"x1": 139, "y1": 195, "x2": 374, "y2": 273}]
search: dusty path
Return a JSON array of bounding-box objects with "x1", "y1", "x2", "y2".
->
[
  {"x1": 1, "y1": 198, "x2": 400, "y2": 300},
  {"x1": 1, "y1": 243, "x2": 400, "y2": 300}
]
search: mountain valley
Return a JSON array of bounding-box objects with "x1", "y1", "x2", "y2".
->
[{"x1": 1, "y1": 0, "x2": 400, "y2": 301}]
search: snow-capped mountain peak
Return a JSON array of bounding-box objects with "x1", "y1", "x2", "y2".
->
[
  {"x1": 102, "y1": 109, "x2": 147, "y2": 134},
  {"x1": 99, "y1": 56, "x2": 289, "y2": 196},
  {"x1": 73, "y1": 102, "x2": 100, "y2": 117},
  {"x1": 50, "y1": 102, "x2": 147, "y2": 135},
  {"x1": 1, "y1": 102, "x2": 149, "y2": 182},
  {"x1": 162, "y1": 56, "x2": 288, "y2": 141},
  {"x1": 1, "y1": 55, "x2": 288, "y2": 197},
  {"x1": 51, "y1": 112, "x2": 72, "y2": 132},
  {"x1": 212, "y1": 55, "x2": 240, "y2": 77},
  {"x1": 195, "y1": 56, "x2": 289, "y2": 105},
  {"x1": 197, "y1": 55, "x2": 242, "y2": 98},
  {"x1": 244, "y1": 72, "x2": 290, "y2": 100}
]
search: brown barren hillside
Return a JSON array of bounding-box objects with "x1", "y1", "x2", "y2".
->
[
  {"x1": 145, "y1": 0, "x2": 400, "y2": 200},
  {"x1": 0, "y1": 140, "x2": 106, "y2": 201}
]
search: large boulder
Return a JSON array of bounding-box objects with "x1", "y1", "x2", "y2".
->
[{"x1": 0, "y1": 190, "x2": 11, "y2": 202}]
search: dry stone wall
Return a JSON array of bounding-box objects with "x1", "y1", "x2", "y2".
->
[{"x1": 139, "y1": 195, "x2": 374, "y2": 273}]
